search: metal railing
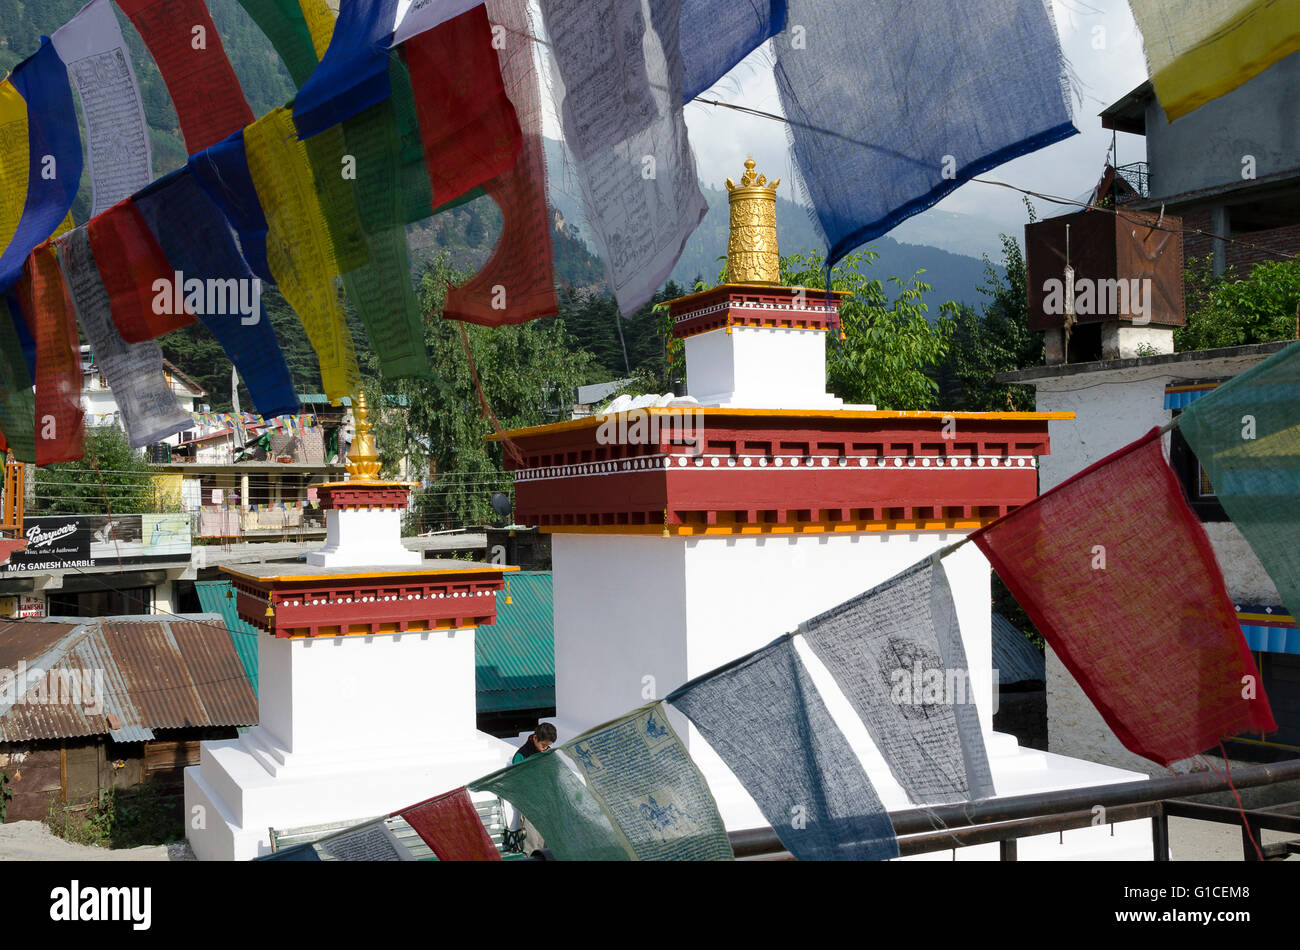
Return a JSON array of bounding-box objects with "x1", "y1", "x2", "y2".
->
[
  {"x1": 725, "y1": 757, "x2": 1300, "y2": 861},
  {"x1": 1115, "y1": 161, "x2": 1150, "y2": 202}
]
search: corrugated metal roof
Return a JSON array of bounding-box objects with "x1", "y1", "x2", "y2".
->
[
  {"x1": 195, "y1": 581, "x2": 260, "y2": 694},
  {"x1": 0, "y1": 615, "x2": 257, "y2": 742},
  {"x1": 991, "y1": 613, "x2": 1046, "y2": 685},
  {"x1": 476, "y1": 572, "x2": 554, "y2": 713}
]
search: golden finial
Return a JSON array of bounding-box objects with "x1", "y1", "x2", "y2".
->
[
  {"x1": 345, "y1": 391, "x2": 383, "y2": 481},
  {"x1": 725, "y1": 158, "x2": 780, "y2": 284}
]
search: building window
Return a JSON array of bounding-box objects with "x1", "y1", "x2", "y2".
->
[{"x1": 1168, "y1": 415, "x2": 1228, "y2": 522}]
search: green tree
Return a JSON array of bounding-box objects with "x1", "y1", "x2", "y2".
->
[
  {"x1": 361, "y1": 254, "x2": 593, "y2": 528},
  {"x1": 780, "y1": 250, "x2": 955, "y2": 410},
  {"x1": 34, "y1": 427, "x2": 173, "y2": 514},
  {"x1": 1176, "y1": 256, "x2": 1300, "y2": 351},
  {"x1": 944, "y1": 231, "x2": 1043, "y2": 411}
]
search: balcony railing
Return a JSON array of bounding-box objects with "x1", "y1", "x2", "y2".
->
[{"x1": 1115, "y1": 161, "x2": 1150, "y2": 203}]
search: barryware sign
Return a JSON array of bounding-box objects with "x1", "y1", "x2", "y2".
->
[{"x1": 5, "y1": 514, "x2": 191, "y2": 572}]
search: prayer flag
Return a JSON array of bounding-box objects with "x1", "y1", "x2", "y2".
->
[
  {"x1": 51, "y1": 0, "x2": 153, "y2": 217},
  {"x1": 562, "y1": 703, "x2": 734, "y2": 861},
  {"x1": 134, "y1": 168, "x2": 298, "y2": 419},
  {"x1": 441, "y1": 0, "x2": 556, "y2": 326},
  {"x1": 57, "y1": 227, "x2": 191, "y2": 447},
  {"x1": 470, "y1": 748, "x2": 632, "y2": 861},
  {"x1": 13, "y1": 245, "x2": 84, "y2": 464},
  {"x1": 236, "y1": 0, "x2": 327, "y2": 88},
  {"x1": 1178, "y1": 340, "x2": 1300, "y2": 620},
  {"x1": 679, "y1": 0, "x2": 786, "y2": 102},
  {"x1": 243, "y1": 107, "x2": 361, "y2": 403},
  {"x1": 294, "y1": 0, "x2": 400, "y2": 139},
  {"x1": 0, "y1": 298, "x2": 37, "y2": 463},
  {"x1": 0, "y1": 81, "x2": 30, "y2": 259},
  {"x1": 536, "y1": 0, "x2": 707, "y2": 316},
  {"x1": 0, "y1": 40, "x2": 83, "y2": 292},
  {"x1": 799, "y1": 553, "x2": 995, "y2": 804},
  {"x1": 667, "y1": 635, "x2": 899, "y2": 861},
  {"x1": 1129, "y1": 0, "x2": 1300, "y2": 121},
  {"x1": 773, "y1": 0, "x2": 1076, "y2": 273},
  {"x1": 397, "y1": 787, "x2": 501, "y2": 861},
  {"x1": 970, "y1": 428, "x2": 1275, "y2": 766},
  {"x1": 86, "y1": 199, "x2": 194, "y2": 342},
  {"x1": 113, "y1": 0, "x2": 255, "y2": 152},
  {"x1": 392, "y1": 0, "x2": 484, "y2": 44}
]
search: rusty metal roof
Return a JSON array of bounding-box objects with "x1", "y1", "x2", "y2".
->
[{"x1": 0, "y1": 615, "x2": 257, "y2": 742}]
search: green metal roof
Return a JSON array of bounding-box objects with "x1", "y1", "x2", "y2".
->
[
  {"x1": 476, "y1": 571, "x2": 554, "y2": 714},
  {"x1": 196, "y1": 580, "x2": 261, "y2": 694}
]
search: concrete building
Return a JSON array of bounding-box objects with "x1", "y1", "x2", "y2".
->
[{"x1": 1101, "y1": 51, "x2": 1300, "y2": 276}]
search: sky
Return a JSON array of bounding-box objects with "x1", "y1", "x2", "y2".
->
[{"x1": 393, "y1": 0, "x2": 1154, "y2": 259}]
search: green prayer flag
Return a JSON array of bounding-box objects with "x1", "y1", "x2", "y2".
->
[
  {"x1": 1180, "y1": 339, "x2": 1300, "y2": 617},
  {"x1": 0, "y1": 298, "x2": 36, "y2": 463},
  {"x1": 470, "y1": 750, "x2": 632, "y2": 861},
  {"x1": 236, "y1": 0, "x2": 324, "y2": 89}
]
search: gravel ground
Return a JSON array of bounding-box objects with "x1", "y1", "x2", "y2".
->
[{"x1": 0, "y1": 821, "x2": 183, "y2": 861}]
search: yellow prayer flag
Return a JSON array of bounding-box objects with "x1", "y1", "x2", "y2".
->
[
  {"x1": 0, "y1": 81, "x2": 30, "y2": 258},
  {"x1": 244, "y1": 106, "x2": 360, "y2": 402},
  {"x1": 1131, "y1": 0, "x2": 1300, "y2": 121},
  {"x1": 299, "y1": 0, "x2": 338, "y2": 61}
]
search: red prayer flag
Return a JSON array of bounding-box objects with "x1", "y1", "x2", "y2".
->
[
  {"x1": 397, "y1": 787, "x2": 501, "y2": 861},
  {"x1": 442, "y1": 0, "x2": 556, "y2": 327},
  {"x1": 113, "y1": 0, "x2": 255, "y2": 153},
  {"x1": 403, "y1": 3, "x2": 522, "y2": 210},
  {"x1": 14, "y1": 246, "x2": 84, "y2": 465},
  {"x1": 971, "y1": 428, "x2": 1275, "y2": 766},
  {"x1": 87, "y1": 200, "x2": 194, "y2": 343}
]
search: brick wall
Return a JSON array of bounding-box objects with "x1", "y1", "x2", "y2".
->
[{"x1": 1178, "y1": 205, "x2": 1300, "y2": 275}]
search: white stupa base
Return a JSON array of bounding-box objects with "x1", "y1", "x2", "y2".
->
[
  {"x1": 307, "y1": 507, "x2": 422, "y2": 568},
  {"x1": 685, "y1": 326, "x2": 870, "y2": 410},
  {"x1": 185, "y1": 728, "x2": 514, "y2": 861}
]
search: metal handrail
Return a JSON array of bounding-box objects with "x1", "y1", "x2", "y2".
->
[{"x1": 727, "y1": 757, "x2": 1300, "y2": 860}]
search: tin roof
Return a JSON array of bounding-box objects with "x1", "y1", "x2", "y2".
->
[
  {"x1": 476, "y1": 572, "x2": 554, "y2": 713},
  {"x1": 195, "y1": 581, "x2": 260, "y2": 694},
  {"x1": 0, "y1": 615, "x2": 258, "y2": 742}
]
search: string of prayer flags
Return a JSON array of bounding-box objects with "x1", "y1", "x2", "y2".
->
[
  {"x1": 294, "y1": 0, "x2": 400, "y2": 140},
  {"x1": 773, "y1": 0, "x2": 1076, "y2": 274},
  {"x1": 679, "y1": 0, "x2": 786, "y2": 102},
  {"x1": 113, "y1": 0, "x2": 255, "y2": 153},
  {"x1": 235, "y1": 0, "x2": 329, "y2": 88},
  {"x1": 396, "y1": 788, "x2": 501, "y2": 861},
  {"x1": 469, "y1": 746, "x2": 632, "y2": 861},
  {"x1": 666, "y1": 636, "x2": 899, "y2": 862},
  {"x1": 536, "y1": 0, "x2": 706, "y2": 317},
  {"x1": 243, "y1": 107, "x2": 361, "y2": 403},
  {"x1": 562, "y1": 703, "x2": 734, "y2": 861},
  {"x1": 392, "y1": 0, "x2": 484, "y2": 44},
  {"x1": 970, "y1": 428, "x2": 1275, "y2": 766},
  {"x1": 401, "y1": 3, "x2": 522, "y2": 210},
  {"x1": 86, "y1": 199, "x2": 194, "y2": 342},
  {"x1": 189, "y1": 132, "x2": 275, "y2": 284},
  {"x1": 55, "y1": 227, "x2": 191, "y2": 447},
  {"x1": 1129, "y1": 0, "x2": 1300, "y2": 121},
  {"x1": 800, "y1": 553, "x2": 995, "y2": 804},
  {"x1": 14, "y1": 246, "x2": 84, "y2": 464},
  {"x1": 0, "y1": 298, "x2": 37, "y2": 463},
  {"x1": 51, "y1": 0, "x2": 153, "y2": 218},
  {"x1": 441, "y1": 0, "x2": 557, "y2": 326},
  {"x1": 1178, "y1": 340, "x2": 1300, "y2": 620},
  {"x1": 134, "y1": 168, "x2": 298, "y2": 419},
  {"x1": 0, "y1": 40, "x2": 83, "y2": 292}
]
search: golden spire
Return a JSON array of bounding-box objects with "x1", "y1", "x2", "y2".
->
[
  {"x1": 724, "y1": 158, "x2": 781, "y2": 284},
  {"x1": 345, "y1": 391, "x2": 383, "y2": 481}
]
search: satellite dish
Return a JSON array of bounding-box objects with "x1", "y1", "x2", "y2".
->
[{"x1": 490, "y1": 492, "x2": 513, "y2": 525}]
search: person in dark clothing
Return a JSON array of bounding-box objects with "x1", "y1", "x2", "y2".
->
[
  {"x1": 512, "y1": 722, "x2": 558, "y2": 764},
  {"x1": 505, "y1": 722, "x2": 557, "y2": 854}
]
